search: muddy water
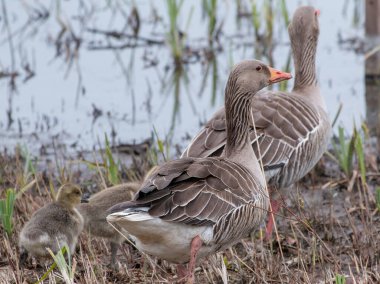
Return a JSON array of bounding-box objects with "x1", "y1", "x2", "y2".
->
[{"x1": 0, "y1": 0, "x2": 365, "y2": 154}]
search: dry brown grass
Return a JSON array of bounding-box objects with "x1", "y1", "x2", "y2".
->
[{"x1": 0, "y1": 146, "x2": 380, "y2": 284}]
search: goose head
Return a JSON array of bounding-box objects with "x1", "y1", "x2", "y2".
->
[
  {"x1": 288, "y1": 6, "x2": 319, "y2": 44},
  {"x1": 226, "y1": 60, "x2": 292, "y2": 97},
  {"x1": 288, "y1": 6, "x2": 320, "y2": 90},
  {"x1": 56, "y1": 184, "x2": 82, "y2": 208},
  {"x1": 224, "y1": 60, "x2": 291, "y2": 157}
]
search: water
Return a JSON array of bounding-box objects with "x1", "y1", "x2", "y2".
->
[{"x1": 0, "y1": 0, "x2": 365, "y2": 154}]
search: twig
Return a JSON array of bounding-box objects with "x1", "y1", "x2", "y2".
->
[
  {"x1": 1, "y1": 0, "x2": 16, "y2": 73},
  {"x1": 365, "y1": 44, "x2": 380, "y2": 60},
  {"x1": 86, "y1": 28, "x2": 164, "y2": 45},
  {"x1": 87, "y1": 42, "x2": 147, "y2": 50}
]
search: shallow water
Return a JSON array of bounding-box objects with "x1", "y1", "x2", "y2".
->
[{"x1": 0, "y1": 0, "x2": 365, "y2": 154}]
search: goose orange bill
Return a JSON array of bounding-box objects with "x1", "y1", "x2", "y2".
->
[{"x1": 268, "y1": 67, "x2": 292, "y2": 83}]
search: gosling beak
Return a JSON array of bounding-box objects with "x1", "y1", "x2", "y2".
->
[
  {"x1": 80, "y1": 197, "x2": 89, "y2": 203},
  {"x1": 80, "y1": 193, "x2": 90, "y2": 203},
  {"x1": 268, "y1": 67, "x2": 292, "y2": 84}
]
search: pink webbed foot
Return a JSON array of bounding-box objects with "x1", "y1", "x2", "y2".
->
[
  {"x1": 265, "y1": 199, "x2": 280, "y2": 241},
  {"x1": 176, "y1": 235, "x2": 203, "y2": 284},
  {"x1": 177, "y1": 264, "x2": 187, "y2": 280}
]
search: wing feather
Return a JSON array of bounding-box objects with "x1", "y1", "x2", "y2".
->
[
  {"x1": 132, "y1": 157, "x2": 265, "y2": 227},
  {"x1": 181, "y1": 92, "x2": 326, "y2": 187}
]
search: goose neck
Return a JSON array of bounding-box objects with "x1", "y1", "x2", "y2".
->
[
  {"x1": 224, "y1": 92, "x2": 252, "y2": 158},
  {"x1": 292, "y1": 37, "x2": 317, "y2": 90},
  {"x1": 56, "y1": 199, "x2": 74, "y2": 210}
]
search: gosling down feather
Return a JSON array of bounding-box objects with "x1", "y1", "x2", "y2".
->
[{"x1": 19, "y1": 185, "x2": 83, "y2": 265}]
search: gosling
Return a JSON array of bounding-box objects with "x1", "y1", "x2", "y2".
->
[
  {"x1": 19, "y1": 184, "x2": 84, "y2": 266},
  {"x1": 76, "y1": 182, "x2": 140, "y2": 268}
]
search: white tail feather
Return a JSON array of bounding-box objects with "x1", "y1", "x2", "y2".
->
[{"x1": 107, "y1": 211, "x2": 154, "y2": 222}]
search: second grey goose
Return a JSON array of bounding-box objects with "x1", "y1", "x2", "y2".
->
[
  {"x1": 107, "y1": 60, "x2": 291, "y2": 283},
  {"x1": 182, "y1": 6, "x2": 331, "y2": 238}
]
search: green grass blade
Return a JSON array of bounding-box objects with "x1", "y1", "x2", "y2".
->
[
  {"x1": 346, "y1": 132, "x2": 356, "y2": 176},
  {"x1": 204, "y1": 0, "x2": 217, "y2": 42},
  {"x1": 279, "y1": 49, "x2": 292, "y2": 91},
  {"x1": 0, "y1": 188, "x2": 16, "y2": 236},
  {"x1": 361, "y1": 122, "x2": 370, "y2": 139},
  {"x1": 47, "y1": 245, "x2": 74, "y2": 284},
  {"x1": 354, "y1": 132, "x2": 366, "y2": 186},
  {"x1": 332, "y1": 126, "x2": 356, "y2": 178},
  {"x1": 35, "y1": 245, "x2": 71, "y2": 284},
  {"x1": 335, "y1": 274, "x2": 346, "y2": 284},
  {"x1": 153, "y1": 126, "x2": 167, "y2": 162},
  {"x1": 338, "y1": 127, "x2": 346, "y2": 157},
  {"x1": 331, "y1": 102, "x2": 343, "y2": 128},
  {"x1": 166, "y1": 0, "x2": 184, "y2": 63},
  {"x1": 280, "y1": 0, "x2": 289, "y2": 26},
  {"x1": 35, "y1": 260, "x2": 58, "y2": 284},
  {"x1": 250, "y1": 0, "x2": 260, "y2": 36},
  {"x1": 264, "y1": 0, "x2": 273, "y2": 39},
  {"x1": 211, "y1": 56, "x2": 218, "y2": 105},
  {"x1": 333, "y1": 127, "x2": 348, "y2": 175},
  {"x1": 105, "y1": 134, "x2": 119, "y2": 185}
]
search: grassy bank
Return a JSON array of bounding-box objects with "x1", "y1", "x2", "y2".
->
[{"x1": 0, "y1": 130, "x2": 379, "y2": 283}]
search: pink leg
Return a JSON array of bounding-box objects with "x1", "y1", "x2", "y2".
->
[
  {"x1": 265, "y1": 199, "x2": 280, "y2": 241},
  {"x1": 177, "y1": 264, "x2": 187, "y2": 279},
  {"x1": 186, "y1": 235, "x2": 203, "y2": 284}
]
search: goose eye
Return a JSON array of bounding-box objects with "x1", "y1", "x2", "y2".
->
[{"x1": 256, "y1": 66, "x2": 262, "y2": 72}]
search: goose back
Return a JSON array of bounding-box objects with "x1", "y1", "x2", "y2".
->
[
  {"x1": 182, "y1": 91, "x2": 331, "y2": 188},
  {"x1": 133, "y1": 156, "x2": 269, "y2": 247}
]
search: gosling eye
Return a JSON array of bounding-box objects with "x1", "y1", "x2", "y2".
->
[{"x1": 256, "y1": 66, "x2": 262, "y2": 72}]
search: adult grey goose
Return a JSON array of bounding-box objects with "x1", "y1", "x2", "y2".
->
[
  {"x1": 182, "y1": 6, "x2": 331, "y2": 239},
  {"x1": 107, "y1": 60, "x2": 291, "y2": 283}
]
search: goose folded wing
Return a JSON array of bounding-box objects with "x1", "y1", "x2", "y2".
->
[
  {"x1": 250, "y1": 93, "x2": 321, "y2": 170},
  {"x1": 134, "y1": 157, "x2": 259, "y2": 226},
  {"x1": 182, "y1": 108, "x2": 228, "y2": 158},
  {"x1": 182, "y1": 92, "x2": 321, "y2": 173}
]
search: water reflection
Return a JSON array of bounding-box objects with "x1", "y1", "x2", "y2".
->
[
  {"x1": 0, "y1": 0, "x2": 367, "y2": 154},
  {"x1": 198, "y1": 50, "x2": 219, "y2": 106},
  {"x1": 167, "y1": 64, "x2": 186, "y2": 133}
]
